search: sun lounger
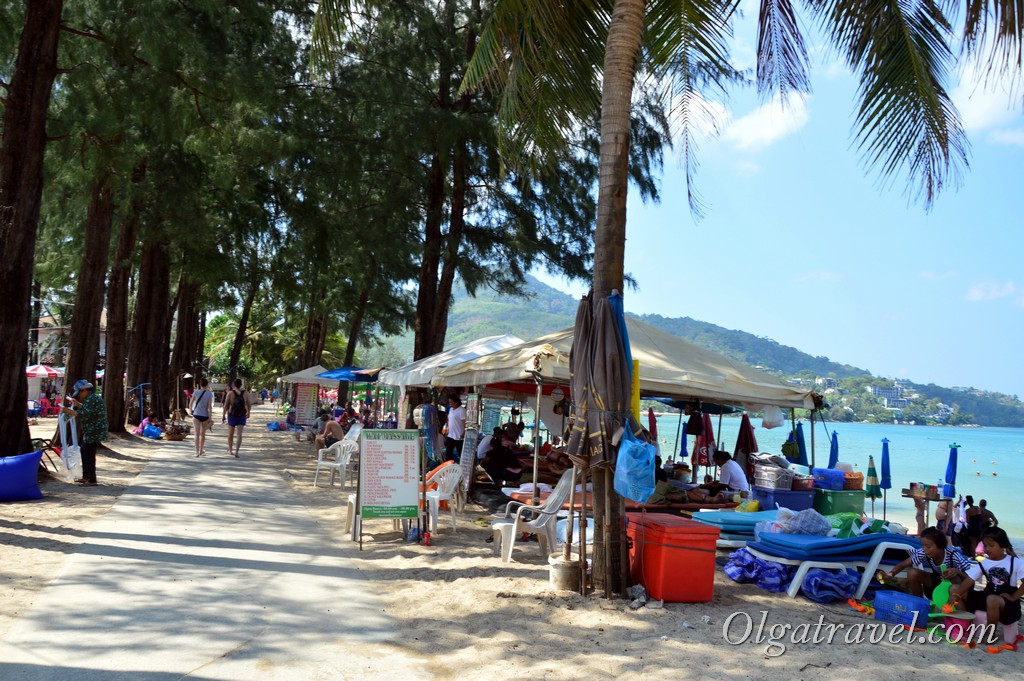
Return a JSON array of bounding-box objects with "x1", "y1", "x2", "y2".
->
[{"x1": 503, "y1": 490, "x2": 737, "y2": 512}]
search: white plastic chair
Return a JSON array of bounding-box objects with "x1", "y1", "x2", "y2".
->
[
  {"x1": 425, "y1": 464, "x2": 464, "y2": 532},
  {"x1": 492, "y1": 468, "x2": 577, "y2": 562},
  {"x1": 314, "y1": 440, "x2": 358, "y2": 488}
]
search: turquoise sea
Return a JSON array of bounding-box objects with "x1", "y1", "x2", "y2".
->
[{"x1": 648, "y1": 415, "x2": 1024, "y2": 547}]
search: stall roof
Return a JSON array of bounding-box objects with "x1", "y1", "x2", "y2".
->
[
  {"x1": 377, "y1": 334, "x2": 525, "y2": 388},
  {"x1": 431, "y1": 317, "x2": 815, "y2": 410},
  {"x1": 278, "y1": 364, "x2": 341, "y2": 388}
]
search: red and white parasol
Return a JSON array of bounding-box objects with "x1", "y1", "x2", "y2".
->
[{"x1": 26, "y1": 364, "x2": 64, "y2": 378}]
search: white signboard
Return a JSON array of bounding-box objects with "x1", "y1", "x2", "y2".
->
[
  {"x1": 294, "y1": 383, "x2": 319, "y2": 426},
  {"x1": 358, "y1": 430, "x2": 419, "y2": 519}
]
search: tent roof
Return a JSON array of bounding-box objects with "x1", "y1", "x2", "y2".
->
[
  {"x1": 279, "y1": 365, "x2": 340, "y2": 388},
  {"x1": 431, "y1": 317, "x2": 815, "y2": 410},
  {"x1": 377, "y1": 334, "x2": 525, "y2": 388}
]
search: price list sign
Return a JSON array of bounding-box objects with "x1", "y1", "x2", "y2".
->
[
  {"x1": 294, "y1": 383, "x2": 318, "y2": 426},
  {"x1": 359, "y1": 430, "x2": 419, "y2": 519}
]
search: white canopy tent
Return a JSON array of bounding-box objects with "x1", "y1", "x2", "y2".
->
[
  {"x1": 431, "y1": 317, "x2": 815, "y2": 410},
  {"x1": 377, "y1": 334, "x2": 525, "y2": 388},
  {"x1": 278, "y1": 364, "x2": 341, "y2": 388}
]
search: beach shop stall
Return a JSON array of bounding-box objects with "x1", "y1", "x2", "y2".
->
[{"x1": 279, "y1": 365, "x2": 340, "y2": 428}]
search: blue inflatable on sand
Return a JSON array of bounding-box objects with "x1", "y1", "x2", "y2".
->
[{"x1": 0, "y1": 450, "x2": 44, "y2": 501}]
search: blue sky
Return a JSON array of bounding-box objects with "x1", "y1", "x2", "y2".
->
[{"x1": 534, "y1": 6, "x2": 1023, "y2": 398}]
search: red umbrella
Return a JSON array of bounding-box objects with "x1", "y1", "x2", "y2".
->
[
  {"x1": 647, "y1": 407, "x2": 658, "y2": 440},
  {"x1": 734, "y1": 412, "x2": 759, "y2": 479},
  {"x1": 692, "y1": 412, "x2": 715, "y2": 468},
  {"x1": 26, "y1": 364, "x2": 64, "y2": 378}
]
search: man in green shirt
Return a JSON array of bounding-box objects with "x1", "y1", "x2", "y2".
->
[{"x1": 61, "y1": 379, "x2": 108, "y2": 486}]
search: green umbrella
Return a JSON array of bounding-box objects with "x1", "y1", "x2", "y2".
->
[{"x1": 865, "y1": 455, "x2": 882, "y2": 517}]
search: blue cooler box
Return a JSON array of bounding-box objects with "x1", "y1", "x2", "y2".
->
[{"x1": 750, "y1": 485, "x2": 815, "y2": 511}]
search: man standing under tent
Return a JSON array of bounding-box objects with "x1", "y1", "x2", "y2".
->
[{"x1": 444, "y1": 394, "x2": 466, "y2": 463}]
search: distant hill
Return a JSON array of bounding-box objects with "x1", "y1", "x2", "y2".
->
[{"x1": 376, "y1": 276, "x2": 1024, "y2": 427}]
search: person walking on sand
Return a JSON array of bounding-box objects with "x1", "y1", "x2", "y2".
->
[
  {"x1": 222, "y1": 379, "x2": 250, "y2": 458},
  {"x1": 190, "y1": 377, "x2": 215, "y2": 457},
  {"x1": 60, "y1": 379, "x2": 107, "y2": 486}
]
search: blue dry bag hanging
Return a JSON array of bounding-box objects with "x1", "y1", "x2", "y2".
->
[{"x1": 613, "y1": 427, "x2": 657, "y2": 503}]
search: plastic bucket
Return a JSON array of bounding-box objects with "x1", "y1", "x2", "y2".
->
[{"x1": 548, "y1": 553, "x2": 581, "y2": 591}]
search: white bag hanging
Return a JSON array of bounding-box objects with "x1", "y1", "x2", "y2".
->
[
  {"x1": 761, "y1": 405, "x2": 785, "y2": 429},
  {"x1": 58, "y1": 412, "x2": 83, "y2": 483}
]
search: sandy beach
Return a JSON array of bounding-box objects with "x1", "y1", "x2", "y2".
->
[{"x1": 1, "y1": 404, "x2": 1017, "y2": 680}]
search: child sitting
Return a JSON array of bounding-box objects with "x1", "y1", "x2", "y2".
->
[
  {"x1": 883, "y1": 527, "x2": 974, "y2": 599},
  {"x1": 964, "y1": 527, "x2": 1024, "y2": 653}
]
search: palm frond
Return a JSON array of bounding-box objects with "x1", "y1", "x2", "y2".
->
[
  {"x1": 809, "y1": 0, "x2": 968, "y2": 208},
  {"x1": 644, "y1": 0, "x2": 743, "y2": 218},
  {"x1": 961, "y1": 0, "x2": 1024, "y2": 85},
  {"x1": 462, "y1": 0, "x2": 610, "y2": 166},
  {"x1": 311, "y1": 0, "x2": 355, "y2": 78},
  {"x1": 757, "y1": 0, "x2": 813, "y2": 99}
]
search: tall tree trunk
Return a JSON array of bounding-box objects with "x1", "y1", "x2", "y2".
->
[
  {"x1": 29, "y1": 281, "x2": 41, "y2": 364},
  {"x1": 104, "y1": 160, "x2": 145, "y2": 432},
  {"x1": 431, "y1": 136, "x2": 469, "y2": 354},
  {"x1": 590, "y1": 0, "x2": 645, "y2": 598},
  {"x1": 64, "y1": 171, "x2": 115, "y2": 393},
  {"x1": 413, "y1": 150, "x2": 445, "y2": 360},
  {"x1": 127, "y1": 240, "x2": 172, "y2": 421},
  {"x1": 0, "y1": 0, "x2": 63, "y2": 455},
  {"x1": 227, "y1": 280, "x2": 258, "y2": 385},
  {"x1": 340, "y1": 267, "x2": 374, "y2": 404},
  {"x1": 167, "y1": 274, "x2": 199, "y2": 414}
]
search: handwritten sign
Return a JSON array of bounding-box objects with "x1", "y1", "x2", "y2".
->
[{"x1": 359, "y1": 430, "x2": 419, "y2": 519}]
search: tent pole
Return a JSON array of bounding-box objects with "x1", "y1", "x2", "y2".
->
[
  {"x1": 673, "y1": 407, "x2": 683, "y2": 464},
  {"x1": 716, "y1": 412, "x2": 723, "y2": 450},
  {"x1": 532, "y1": 378, "x2": 543, "y2": 506},
  {"x1": 565, "y1": 466, "x2": 578, "y2": 561},
  {"x1": 811, "y1": 410, "x2": 816, "y2": 467}
]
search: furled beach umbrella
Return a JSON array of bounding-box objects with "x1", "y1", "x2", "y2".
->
[
  {"x1": 865, "y1": 455, "x2": 882, "y2": 517},
  {"x1": 26, "y1": 364, "x2": 63, "y2": 378},
  {"x1": 794, "y1": 422, "x2": 809, "y2": 467},
  {"x1": 647, "y1": 407, "x2": 658, "y2": 440},
  {"x1": 694, "y1": 412, "x2": 716, "y2": 476},
  {"x1": 879, "y1": 438, "x2": 892, "y2": 519},
  {"x1": 827, "y1": 431, "x2": 840, "y2": 469},
  {"x1": 942, "y1": 443, "x2": 960, "y2": 499},
  {"x1": 564, "y1": 292, "x2": 632, "y2": 584},
  {"x1": 733, "y1": 412, "x2": 759, "y2": 479}
]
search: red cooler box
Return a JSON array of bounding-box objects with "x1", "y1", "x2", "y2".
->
[{"x1": 625, "y1": 512, "x2": 720, "y2": 602}]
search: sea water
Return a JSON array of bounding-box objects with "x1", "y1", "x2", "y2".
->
[{"x1": 652, "y1": 415, "x2": 1024, "y2": 547}]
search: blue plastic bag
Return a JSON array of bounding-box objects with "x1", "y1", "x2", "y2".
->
[
  {"x1": 266, "y1": 422, "x2": 280, "y2": 432},
  {"x1": 143, "y1": 425, "x2": 162, "y2": 439},
  {"x1": 613, "y1": 427, "x2": 656, "y2": 503},
  {"x1": 800, "y1": 567, "x2": 860, "y2": 603},
  {"x1": 723, "y1": 548, "x2": 797, "y2": 593}
]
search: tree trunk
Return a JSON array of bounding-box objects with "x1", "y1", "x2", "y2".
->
[
  {"x1": 339, "y1": 268, "x2": 374, "y2": 404},
  {"x1": 104, "y1": 160, "x2": 145, "y2": 432},
  {"x1": 590, "y1": 0, "x2": 645, "y2": 597},
  {"x1": 127, "y1": 240, "x2": 172, "y2": 421},
  {"x1": 29, "y1": 281, "x2": 41, "y2": 364},
  {"x1": 227, "y1": 280, "x2": 258, "y2": 385},
  {"x1": 63, "y1": 171, "x2": 115, "y2": 394},
  {"x1": 0, "y1": 0, "x2": 63, "y2": 455},
  {"x1": 413, "y1": 150, "x2": 445, "y2": 360},
  {"x1": 167, "y1": 274, "x2": 199, "y2": 414}
]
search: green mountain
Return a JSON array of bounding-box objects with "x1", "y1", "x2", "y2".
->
[{"x1": 376, "y1": 276, "x2": 1024, "y2": 427}]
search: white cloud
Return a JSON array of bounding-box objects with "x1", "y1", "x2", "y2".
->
[
  {"x1": 721, "y1": 94, "x2": 810, "y2": 150},
  {"x1": 988, "y1": 129, "x2": 1024, "y2": 147},
  {"x1": 952, "y1": 58, "x2": 1022, "y2": 132},
  {"x1": 965, "y1": 280, "x2": 1017, "y2": 301}
]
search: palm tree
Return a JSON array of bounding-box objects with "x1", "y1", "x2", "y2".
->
[{"x1": 460, "y1": 0, "x2": 1020, "y2": 594}]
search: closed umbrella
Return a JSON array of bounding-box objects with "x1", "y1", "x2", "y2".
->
[
  {"x1": 647, "y1": 407, "x2": 657, "y2": 440},
  {"x1": 827, "y1": 431, "x2": 840, "y2": 469},
  {"x1": 733, "y1": 412, "x2": 759, "y2": 480},
  {"x1": 942, "y1": 443, "x2": 959, "y2": 499},
  {"x1": 693, "y1": 412, "x2": 715, "y2": 475},
  {"x1": 865, "y1": 455, "x2": 882, "y2": 516},
  {"x1": 879, "y1": 438, "x2": 892, "y2": 519},
  {"x1": 794, "y1": 422, "x2": 809, "y2": 467}
]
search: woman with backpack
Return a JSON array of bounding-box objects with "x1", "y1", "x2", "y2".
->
[{"x1": 222, "y1": 378, "x2": 250, "y2": 458}]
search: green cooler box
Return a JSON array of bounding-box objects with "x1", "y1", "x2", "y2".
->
[{"x1": 813, "y1": 489, "x2": 865, "y2": 515}]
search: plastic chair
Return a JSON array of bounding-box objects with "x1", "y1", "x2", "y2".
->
[
  {"x1": 27, "y1": 401, "x2": 41, "y2": 418},
  {"x1": 314, "y1": 440, "x2": 358, "y2": 488},
  {"x1": 492, "y1": 468, "x2": 577, "y2": 562},
  {"x1": 425, "y1": 464, "x2": 464, "y2": 532},
  {"x1": 40, "y1": 398, "x2": 60, "y2": 417}
]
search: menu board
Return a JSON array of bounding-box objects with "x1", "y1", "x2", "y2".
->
[
  {"x1": 460, "y1": 427, "x2": 479, "y2": 493},
  {"x1": 294, "y1": 383, "x2": 319, "y2": 426},
  {"x1": 358, "y1": 430, "x2": 419, "y2": 519}
]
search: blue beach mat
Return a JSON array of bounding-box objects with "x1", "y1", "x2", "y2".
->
[
  {"x1": 753, "y1": 532, "x2": 920, "y2": 558},
  {"x1": 744, "y1": 541, "x2": 880, "y2": 564},
  {"x1": 691, "y1": 510, "x2": 778, "y2": 531}
]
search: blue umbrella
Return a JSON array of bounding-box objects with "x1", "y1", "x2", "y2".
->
[
  {"x1": 942, "y1": 443, "x2": 960, "y2": 499},
  {"x1": 317, "y1": 366, "x2": 366, "y2": 381},
  {"x1": 794, "y1": 421, "x2": 809, "y2": 467},
  {"x1": 827, "y1": 431, "x2": 840, "y2": 469},
  {"x1": 608, "y1": 291, "x2": 633, "y2": 381},
  {"x1": 880, "y1": 437, "x2": 892, "y2": 520}
]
